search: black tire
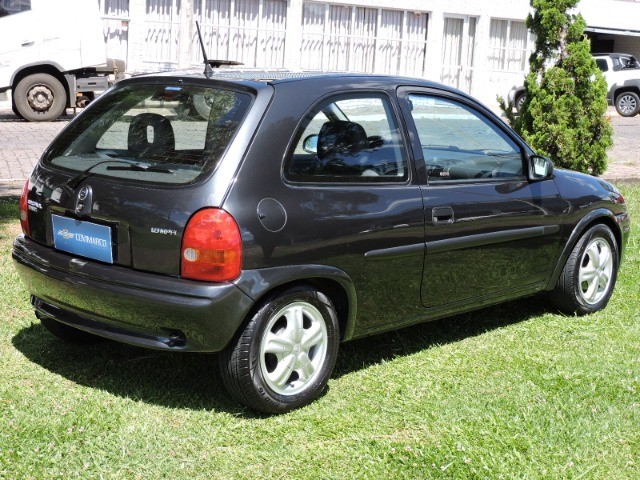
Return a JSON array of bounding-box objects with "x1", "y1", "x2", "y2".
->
[
  {"x1": 220, "y1": 286, "x2": 340, "y2": 414},
  {"x1": 551, "y1": 224, "x2": 619, "y2": 315},
  {"x1": 614, "y1": 91, "x2": 640, "y2": 117},
  {"x1": 515, "y1": 93, "x2": 526, "y2": 113},
  {"x1": 14, "y1": 73, "x2": 67, "y2": 122},
  {"x1": 11, "y1": 100, "x2": 24, "y2": 119},
  {"x1": 39, "y1": 315, "x2": 103, "y2": 345}
]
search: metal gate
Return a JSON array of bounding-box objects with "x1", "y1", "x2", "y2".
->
[{"x1": 300, "y1": 2, "x2": 429, "y2": 77}]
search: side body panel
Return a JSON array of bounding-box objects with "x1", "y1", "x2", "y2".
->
[{"x1": 223, "y1": 79, "x2": 427, "y2": 339}]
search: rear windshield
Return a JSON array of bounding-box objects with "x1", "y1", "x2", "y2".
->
[{"x1": 44, "y1": 84, "x2": 252, "y2": 185}]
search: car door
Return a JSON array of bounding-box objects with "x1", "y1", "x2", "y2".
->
[
  {"x1": 398, "y1": 88, "x2": 565, "y2": 310},
  {"x1": 226, "y1": 89, "x2": 426, "y2": 338}
]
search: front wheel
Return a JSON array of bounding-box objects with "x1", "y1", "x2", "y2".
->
[
  {"x1": 220, "y1": 286, "x2": 340, "y2": 414},
  {"x1": 14, "y1": 73, "x2": 67, "y2": 121},
  {"x1": 551, "y1": 224, "x2": 619, "y2": 315},
  {"x1": 615, "y1": 91, "x2": 640, "y2": 117}
]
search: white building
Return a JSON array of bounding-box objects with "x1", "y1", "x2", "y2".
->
[{"x1": 102, "y1": 0, "x2": 640, "y2": 106}]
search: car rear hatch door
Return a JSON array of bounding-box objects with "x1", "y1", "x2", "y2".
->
[{"x1": 25, "y1": 79, "x2": 256, "y2": 275}]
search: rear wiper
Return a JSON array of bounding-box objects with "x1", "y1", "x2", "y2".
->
[
  {"x1": 106, "y1": 164, "x2": 174, "y2": 173},
  {"x1": 62, "y1": 159, "x2": 138, "y2": 196},
  {"x1": 62, "y1": 160, "x2": 173, "y2": 197}
]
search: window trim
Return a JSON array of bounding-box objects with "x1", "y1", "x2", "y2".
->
[
  {"x1": 42, "y1": 82, "x2": 255, "y2": 188},
  {"x1": 397, "y1": 86, "x2": 529, "y2": 186},
  {"x1": 282, "y1": 90, "x2": 414, "y2": 186}
]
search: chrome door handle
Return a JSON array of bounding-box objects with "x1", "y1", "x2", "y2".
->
[{"x1": 432, "y1": 206, "x2": 454, "y2": 225}]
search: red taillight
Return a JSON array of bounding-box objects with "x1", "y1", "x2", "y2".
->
[
  {"x1": 181, "y1": 208, "x2": 242, "y2": 282},
  {"x1": 19, "y1": 180, "x2": 30, "y2": 236}
]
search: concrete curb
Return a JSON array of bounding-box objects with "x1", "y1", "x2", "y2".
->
[{"x1": 0, "y1": 180, "x2": 24, "y2": 198}]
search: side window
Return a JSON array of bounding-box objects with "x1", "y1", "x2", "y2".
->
[
  {"x1": 0, "y1": 0, "x2": 31, "y2": 17},
  {"x1": 285, "y1": 95, "x2": 408, "y2": 183},
  {"x1": 595, "y1": 59, "x2": 608, "y2": 72},
  {"x1": 407, "y1": 94, "x2": 523, "y2": 182}
]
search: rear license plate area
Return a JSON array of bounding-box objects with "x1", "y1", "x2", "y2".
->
[{"x1": 51, "y1": 214, "x2": 114, "y2": 263}]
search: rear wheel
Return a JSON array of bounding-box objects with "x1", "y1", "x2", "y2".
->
[
  {"x1": 551, "y1": 224, "x2": 619, "y2": 315},
  {"x1": 14, "y1": 73, "x2": 67, "y2": 121},
  {"x1": 39, "y1": 315, "x2": 103, "y2": 345},
  {"x1": 220, "y1": 286, "x2": 339, "y2": 414},
  {"x1": 614, "y1": 91, "x2": 640, "y2": 117}
]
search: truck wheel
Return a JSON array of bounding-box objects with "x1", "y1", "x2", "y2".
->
[
  {"x1": 14, "y1": 73, "x2": 67, "y2": 121},
  {"x1": 614, "y1": 91, "x2": 640, "y2": 117},
  {"x1": 11, "y1": 100, "x2": 24, "y2": 119}
]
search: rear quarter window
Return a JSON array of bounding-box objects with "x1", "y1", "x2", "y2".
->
[{"x1": 285, "y1": 94, "x2": 409, "y2": 183}]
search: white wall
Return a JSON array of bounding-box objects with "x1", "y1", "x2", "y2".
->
[{"x1": 111, "y1": 0, "x2": 640, "y2": 109}]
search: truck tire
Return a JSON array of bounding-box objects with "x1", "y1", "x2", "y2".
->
[
  {"x1": 11, "y1": 101, "x2": 24, "y2": 119},
  {"x1": 614, "y1": 91, "x2": 640, "y2": 117},
  {"x1": 14, "y1": 73, "x2": 67, "y2": 121}
]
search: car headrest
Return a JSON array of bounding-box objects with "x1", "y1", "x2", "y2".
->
[
  {"x1": 128, "y1": 113, "x2": 175, "y2": 156},
  {"x1": 317, "y1": 121, "x2": 368, "y2": 160}
]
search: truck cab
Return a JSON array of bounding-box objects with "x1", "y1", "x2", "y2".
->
[{"x1": 0, "y1": 0, "x2": 124, "y2": 121}]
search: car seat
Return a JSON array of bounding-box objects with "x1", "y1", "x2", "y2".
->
[{"x1": 128, "y1": 113, "x2": 175, "y2": 157}]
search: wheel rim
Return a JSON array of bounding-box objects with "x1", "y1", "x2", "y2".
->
[
  {"x1": 618, "y1": 95, "x2": 637, "y2": 115},
  {"x1": 578, "y1": 237, "x2": 613, "y2": 305},
  {"x1": 27, "y1": 84, "x2": 55, "y2": 112},
  {"x1": 259, "y1": 301, "x2": 328, "y2": 396}
]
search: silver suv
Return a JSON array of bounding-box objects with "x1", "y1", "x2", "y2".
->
[{"x1": 507, "y1": 53, "x2": 640, "y2": 116}]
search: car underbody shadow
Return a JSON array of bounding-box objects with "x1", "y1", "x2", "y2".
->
[
  {"x1": 332, "y1": 296, "x2": 552, "y2": 378},
  {"x1": 12, "y1": 295, "x2": 551, "y2": 416},
  {"x1": 11, "y1": 322, "x2": 255, "y2": 416}
]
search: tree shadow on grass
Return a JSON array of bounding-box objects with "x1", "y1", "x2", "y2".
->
[{"x1": 11, "y1": 296, "x2": 551, "y2": 416}]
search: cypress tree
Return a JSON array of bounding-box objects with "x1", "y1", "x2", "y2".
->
[{"x1": 500, "y1": 0, "x2": 612, "y2": 175}]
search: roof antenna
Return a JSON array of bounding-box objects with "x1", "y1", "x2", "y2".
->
[{"x1": 195, "y1": 21, "x2": 213, "y2": 78}]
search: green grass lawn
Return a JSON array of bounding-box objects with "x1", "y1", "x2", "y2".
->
[{"x1": 1, "y1": 185, "x2": 639, "y2": 479}]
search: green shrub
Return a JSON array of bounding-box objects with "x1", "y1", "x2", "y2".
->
[{"x1": 500, "y1": 0, "x2": 612, "y2": 175}]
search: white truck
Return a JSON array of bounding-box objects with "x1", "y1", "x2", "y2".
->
[{"x1": 0, "y1": 0, "x2": 124, "y2": 121}]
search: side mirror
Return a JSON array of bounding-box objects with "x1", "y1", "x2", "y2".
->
[
  {"x1": 303, "y1": 134, "x2": 318, "y2": 154},
  {"x1": 529, "y1": 154, "x2": 553, "y2": 181}
]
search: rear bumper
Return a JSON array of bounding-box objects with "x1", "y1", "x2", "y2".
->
[{"x1": 12, "y1": 235, "x2": 254, "y2": 352}]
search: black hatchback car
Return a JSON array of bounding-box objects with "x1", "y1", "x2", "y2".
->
[{"x1": 13, "y1": 70, "x2": 630, "y2": 413}]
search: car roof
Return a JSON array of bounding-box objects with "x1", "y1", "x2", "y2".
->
[
  {"x1": 593, "y1": 52, "x2": 635, "y2": 59},
  {"x1": 130, "y1": 67, "x2": 451, "y2": 90}
]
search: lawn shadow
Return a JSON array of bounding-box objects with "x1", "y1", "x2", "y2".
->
[
  {"x1": 11, "y1": 296, "x2": 551, "y2": 416},
  {"x1": 12, "y1": 323, "x2": 251, "y2": 416},
  {"x1": 332, "y1": 297, "x2": 551, "y2": 378}
]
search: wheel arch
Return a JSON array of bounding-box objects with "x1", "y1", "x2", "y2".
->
[
  {"x1": 11, "y1": 64, "x2": 71, "y2": 108},
  {"x1": 235, "y1": 266, "x2": 358, "y2": 342},
  {"x1": 612, "y1": 83, "x2": 640, "y2": 106},
  {"x1": 546, "y1": 209, "x2": 623, "y2": 290},
  {"x1": 613, "y1": 84, "x2": 640, "y2": 97}
]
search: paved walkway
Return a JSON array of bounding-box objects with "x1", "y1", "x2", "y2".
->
[{"x1": 0, "y1": 106, "x2": 638, "y2": 197}]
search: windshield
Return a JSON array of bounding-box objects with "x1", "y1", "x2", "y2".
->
[{"x1": 44, "y1": 84, "x2": 252, "y2": 185}]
